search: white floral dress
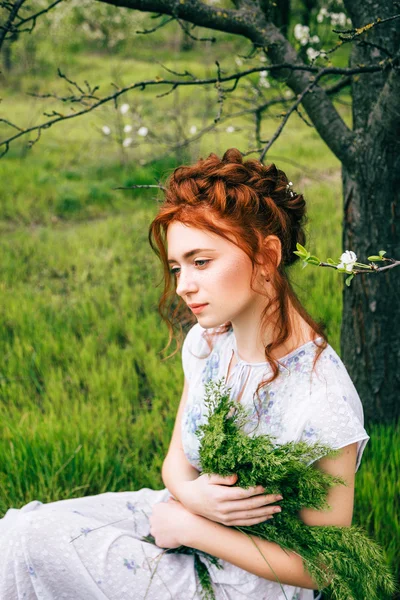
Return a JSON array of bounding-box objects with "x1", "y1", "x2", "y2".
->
[{"x1": 0, "y1": 324, "x2": 369, "y2": 600}]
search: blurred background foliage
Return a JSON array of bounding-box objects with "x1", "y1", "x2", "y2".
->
[{"x1": 0, "y1": 0, "x2": 398, "y2": 591}]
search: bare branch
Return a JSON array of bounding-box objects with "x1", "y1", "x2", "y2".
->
[
  {"x1": 136, "y1": 15, "x2": 174, "y2": 34},
  {"x1": 176, "y1": 18, "x2": 216, "y2": 43},
  {"x1": 0, "y1": 0, "x2": 64, "y2": 42},
  {"x1": 0, "y1": 61, "x2": 386, "y2": 157},
  {"x1": 0, "y1": 0, "x2": 26, "y2": 51},
  {"x1": 259, "y1": 65, "x2": 349, "y2": 161},
  {"x1": 114, "y1": 184, "x2": 166, "y2": 191},
  {"x1": 12, "y1": 0, "x2": 64, "y2": 32},
  {"x1": 332, "y1": 12, "x2": 400, "y2": 40}
]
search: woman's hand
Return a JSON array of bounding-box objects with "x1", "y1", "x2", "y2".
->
[
  {"x1": 149, "y1": 497, "x2": 202, "y2": 549},
  {"x1": 178, "y1": 473, "x2": 282, "y2": 526}
]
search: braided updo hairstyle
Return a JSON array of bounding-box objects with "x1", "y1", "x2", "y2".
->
[{"x1": 149, "y1": 148, "x2": 326, "y2": 388}]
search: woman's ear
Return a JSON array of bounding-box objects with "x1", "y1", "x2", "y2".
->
[{"x1": 259, "y1": 235, "x2": 282, "y2": 277}]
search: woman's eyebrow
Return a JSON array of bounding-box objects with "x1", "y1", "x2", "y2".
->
[{"x1": 167, "y1": 248, "x2": 217, "y2": 263}]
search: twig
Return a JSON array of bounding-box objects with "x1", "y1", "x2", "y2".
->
[
  {"x1": 0, "y1": 0, "x2": 26, "y2": 51},
  {"x1": 0, "y1": 61, "x2": 391, "y2": 158},
  {"x1": 319, "y1": 260, "x2": 400, "y2": 274},
  {"x1": 113, "y1": 184, "x2": 166, "y2": 191},
  {"x1": 136, "y1": 15, "x2": 174, "y2": 35}
]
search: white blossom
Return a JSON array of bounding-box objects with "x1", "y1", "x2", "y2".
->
[
  {"x1": 226, "y1": 126, "x2": 235, "y2": 133},
  {"x1": 337, "y1": 250, "x2": 357, "y2": 272},
  {"x1": 138, "y1": 126, "x2": 148, "y2": 137},
  {"x1": 189, "y1": 125, "x2": 197, "y2": 135},
  {"x1": 123, "y1": 124, "x2": 132, "y2": 133},
  {"x1": 294, "y1": 24, "x2": 310, "y2": 45},
  {"x1": 122, "y1": 137, "x2": 133, "y2": 147},
  {"x1": 259, "y1": 55, "x2": 267, "y2": 62},
  {"x1": 284, "y1": 90, "x2": 293, "y2": 98},
  {"x1": 102, "y1": 126, "x2": 111, "y2": 135},
  {"x1": 307, "y1": 47, "x2": 320, "y2": 61},
  {"x1": 311, "y1": 35, "x2": 320, "y2": 44},
  {"x1": 235, "y1": 57, "x2": 243, "y2": 67},
  {"x1": 120, "y1": 103, "x2": 130, "y2": 115},
  {"x1": 330, "y1": 12, "x2": 347, "y2": 27}
]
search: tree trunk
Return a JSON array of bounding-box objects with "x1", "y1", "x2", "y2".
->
[{"x1": 341, "y1": 3, "x2": 400, "y2": 423}]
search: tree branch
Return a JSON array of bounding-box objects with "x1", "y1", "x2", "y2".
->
[
  {"x1": 0, "y1": 63, "x2": 386, "y2": 157},
  {"x1": 96, "y1": 0, "x2": 357, "y2": 166},
  {"x1": 0, "y1": 0, "x2": 26, "y2": 50}
]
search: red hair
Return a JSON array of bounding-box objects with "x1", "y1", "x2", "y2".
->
[{"x1": 148, "y1": 148, "x2": 326, "y2": 399}]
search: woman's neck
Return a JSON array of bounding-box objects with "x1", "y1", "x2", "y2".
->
[{"x1": 231, "y1": 303, "x2": 315, "y2": 364}]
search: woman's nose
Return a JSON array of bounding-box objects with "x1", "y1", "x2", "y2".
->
[{"x1": 176, "y1": 269, "x2": 198, "y2": 297}]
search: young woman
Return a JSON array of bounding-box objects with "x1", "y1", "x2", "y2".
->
[{"x1": 0, "y1": 148, "x2": 369, "y2": 600}]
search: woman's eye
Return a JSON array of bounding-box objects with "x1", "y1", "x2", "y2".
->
[
  {"x1": 194, "y1": 260, "x2": 210, "y2": 268},
  {"x1": 169, "y1": 260, "x2": 210, "y2": 277}
]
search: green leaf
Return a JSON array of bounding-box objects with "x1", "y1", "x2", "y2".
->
[
  {"x1": 296, "y1": 243, "x2": 307, "y2": 256},
  {"x1": 307, "y1": 255, "x2": 320, "y2": 265},
  {"x1": 379, "y1": 250, "x2": 387, "y2": 257},
  {"x1": 327, "y1": 258, "x2": 337, "y2": 265},
  {"x1": 293, "y1": 251, "x2": 302, "y2": 258},
  {"x1": 345, "y1": 274, "x2": 354, "y2": 286},
  {"x1": 367, "y1": 256, "x2": 382, "y2": 262}
]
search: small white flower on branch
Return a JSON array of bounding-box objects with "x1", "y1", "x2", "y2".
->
[
  {"x1": 317, "y1": 8, "x2": 328, "y2": 22},
  {"x1": 330, "y1": 12, "x2": 347, "y2": 27},
  {"x1": 307, "y1": 47, "x2": 320, "y2": 61},
  {"x1": 259, "y1": 71, "x2": 270, "y2": 88},
  {"x1": 337, "y1": 250, "x2": 357, "y2": 272},
  {"x1": 226, "y1": 126, "x2": 235, "y2": 133},
  {"x1": 311, "y1": 35, "x2": 320, "y2": 44},
  {"x1": 120, "y1": 104, "x2": 130, "y2": 115},
  {"x1": 102, "y1": 126, "x2": 111, "y2": 135},
  {"x1": 189, "y1": 125, "x2": 197, "y2": 135},
  {"x1": 294, "y1": 24, "x2": 309, "y2": 41},
  {"x1": 122, "y1": 137, "x2": 133, "y2": 147},
  {"x1": 123, "y1": 125, "x2": 132, "y2": 133},
  {"x1": 138, "y1": 126, "x2": 148, "y2": 137}
]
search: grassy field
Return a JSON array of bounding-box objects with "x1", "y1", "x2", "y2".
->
[{"x1": 0, "y1": 45, "x2": 398, "y2": 595}]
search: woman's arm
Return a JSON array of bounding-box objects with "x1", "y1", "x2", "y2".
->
[
  {"x1": 152, "y1": 442, "x2": 358, "y2": 589},
  {"x1": 161, "y1": 378, "x2": 200, "y2": 491}
]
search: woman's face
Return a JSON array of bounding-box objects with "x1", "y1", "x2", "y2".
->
[{"x1": 167, "y1": 221, "x2": 266, "y2": 329}]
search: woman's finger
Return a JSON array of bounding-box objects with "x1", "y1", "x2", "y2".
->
[
  {"x1": 223, "y1": 505, "x2": 282, "y2": 523},
  {"x1": 222, "y1": 493, "x2": 282, "y2": 512},
  {"x1": 229, "y1": 516, "x2": 275, "y2": 526},
  {"x1": 217, "y1": 485, "x2": 267, "y2": 501},
  {"x1": 208, "y1": 473, "x2": 238, "y2": 486}
]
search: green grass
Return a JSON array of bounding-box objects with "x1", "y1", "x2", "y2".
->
[{"x1": 0, "y1": 46, "x2": 398, "y2": 595}]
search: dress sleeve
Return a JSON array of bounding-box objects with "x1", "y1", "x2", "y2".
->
[
  {"x1": 181, "y1": 323, "x2": 207, "y2": 383},
  {"x1": 299, "y1": 350, "x2": 369, "y2": 472}
]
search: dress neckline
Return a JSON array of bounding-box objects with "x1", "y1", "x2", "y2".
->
[{"x1": 229, "y1": 329, "x2": 322, "y2": 367}]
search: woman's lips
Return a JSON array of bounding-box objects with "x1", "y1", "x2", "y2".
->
[{"x1": 189, "y1": 304, "x2": 208, "y2": 314}]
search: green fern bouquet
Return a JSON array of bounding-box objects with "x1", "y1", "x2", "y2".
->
[{"x1": 195, "y1": 379, "x2": 395, "y2": 600}]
